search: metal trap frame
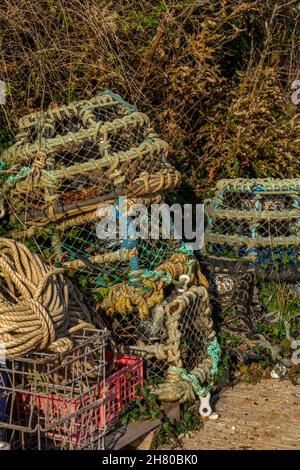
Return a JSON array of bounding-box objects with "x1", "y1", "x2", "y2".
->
[{"x1": 0, "y1": 329, "x2": 107, "y2": 450}]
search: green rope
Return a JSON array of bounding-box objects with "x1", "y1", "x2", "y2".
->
[
  {"x1": 128, "y1": 269, "x2": 173, "y2": 284},
  {"x1": 169, "y1": 366, "x2": 207, "y2": 397},
  {"x1": 179, "y1": 243, "x2": 193, "y2": 256},
  {"x1": 169, "y1": 337, "x2": 220, "y2": 398},
  {"x1": 98, "y1": 89, "x2": 137, "y2": 114},
  {"x1": 207, "y1": 337, "x2": 221, "y2": 376},
  {"x1": 7, "y1": 166, "x2": 31, "y2": 183}
]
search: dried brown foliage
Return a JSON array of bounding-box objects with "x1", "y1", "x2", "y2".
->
[{"x1": 1, "y1": 0, "x2": 300, "y2": 194}]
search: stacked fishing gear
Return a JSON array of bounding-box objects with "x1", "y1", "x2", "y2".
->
[
  {"x1": 0, "y1": 91, "x2": 219, "y2": 405},
  {"x1": 202, "y1": 178, "x2": 300, "y2": 368}
]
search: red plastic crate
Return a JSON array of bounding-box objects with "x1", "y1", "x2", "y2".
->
[
  {"x1": 103, "y1": 353, "x2": 143, "y2": 425},
  {"x1": 15, "y1": 354, "x2": 143, "y2": 443}
]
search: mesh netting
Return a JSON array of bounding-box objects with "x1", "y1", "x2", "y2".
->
[
  {"x1": 0, "y1": 91, "x2": 219, "y2": 402},
  {"x1": 103, "y1": 281, "x2": 215, "y2": 384},
  {"x1": 202, "y1": 256, "x2": 267, "y2": 363},
  {"x1": 0, "y1": 90, "x2": 180, "y2": 231},
  {"x1": 204, "y1": 178, "x2": 300, "y2": 267}
]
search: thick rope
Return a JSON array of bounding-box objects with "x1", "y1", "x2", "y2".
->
[
  {"x1": 0, "y1": 238, "x2": 110, "y2": 387},
  {"x1": 0, "y1": 238, "x2": 103, "y2": 360},
  {"x1": 0, "y1": 238, "x2": 69, "y2": 358},
  {"x1": 99, "y1": 253, "x2": 195, "y2": 319}
]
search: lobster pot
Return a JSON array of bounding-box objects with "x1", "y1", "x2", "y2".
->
[
  {"x1": 0, "y1": 91, "x2": 185, "y2": 323},
  {"x1": 103, "y1": 284, "x2": 216, "y2": 391},
  {"x1": 203, "y1": 255, "x2": 300, "y2": 366},
  {"x1": 0, "y1": 330, "x2": 107, "y2": 450},
  {"x1": 0, "y1": 90, "x2": 180, "y2": 232},
  {"x1": 204, "y1": 179, "x2": 300, "y2": 275},
  {"x1": 5, "y1": 202, "x2": 197, "y2": 329}
]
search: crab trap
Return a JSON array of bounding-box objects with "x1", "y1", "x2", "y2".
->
[
  {"x1": 0, "y1": 329, "x2": 108, "y2": 450},
  {"x1": 0, "y1": 90, "x2": 180, "y2": 232},
  {"x1": 0, "y1": 91, "x2": 187, "y2": 315},
  {"x1": 204, "y1": 179, "x2": 300, "y2": 279},
  {"x1": 102, "y1": 279, "x2": 219, "y2": 404}
]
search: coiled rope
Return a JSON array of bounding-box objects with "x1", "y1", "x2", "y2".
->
[{"x1": 0, "y1": 238, "x2": 69, "y2": 358}]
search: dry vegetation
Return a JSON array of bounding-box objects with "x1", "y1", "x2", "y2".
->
[{"x1": 1, "y1": 0, "x2": 300, "y2": 196}]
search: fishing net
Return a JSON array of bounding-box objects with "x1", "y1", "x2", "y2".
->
[{"x1": 204, "y1": 179, "x2": 300, "y2": 275}]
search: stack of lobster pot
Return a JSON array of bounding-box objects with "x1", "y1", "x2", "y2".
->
[{"x1": 202, "y1": 178, "x2": 300, "y2": 365}]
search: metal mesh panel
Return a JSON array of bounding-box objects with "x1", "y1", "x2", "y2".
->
[{"x1": 0, "y1": 330, "x2": 107, "y2": 450}]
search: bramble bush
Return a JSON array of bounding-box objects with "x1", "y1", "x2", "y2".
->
[{"x1": 1, "y1": 0, "x2": 300, "y2": 197}]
